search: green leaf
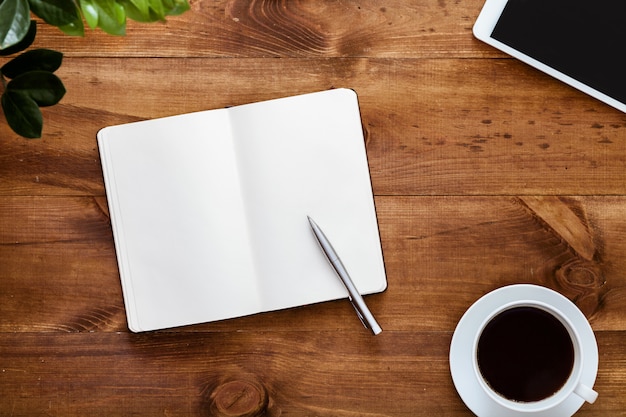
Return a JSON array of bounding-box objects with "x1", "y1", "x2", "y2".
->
[
  {"x1": 59, "y1": 14, "x2": 85, "y2": 36},
  {"x1": 164, "y1": 0, "x2": 188, "y2": 16},
  {"x1": 7, "y1": 70, "x2": 66, "y2": 106},
  {"x1": 127, "y1": 0, "x2": 149, "y2": 19},
  {"x1": 90, "y1": 0, "x2": 127, "y2": 35},
  {"x1": 79, "y1": 0, "x2": 99, "y2": 28},
  {"x1": 121, "y1": 3, "x2": 148, "y2": 22},
  {"x1": 28, "y1": 0, "x2": 81, "y2": 27},
  {"x1": 1, "y1": 90, "x2": 43, "y2": 138},
  {"x1": 0, "y1": 20, "x2": 36, "y2": 56},
  {"x1": 121, "y1": 0, "x2": 188, "y2": 22},
  {"x1": 121, "y1": 0, "x2": 152, "y2": 22},
  {"x1": 0, "y1": 0, "x2": 31, "y2": 49},
  {"x1": 1, "y1": 49, "x2": 63, "y2": 78},
  {"x1": 147, "y1": 0, "x2": 164, "y2": 20}
]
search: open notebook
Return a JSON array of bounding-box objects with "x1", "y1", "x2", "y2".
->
[{"x1": 98, "y1": 88, "x2": 387, "y2": 332}]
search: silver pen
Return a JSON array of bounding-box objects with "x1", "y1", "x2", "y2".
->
[{"x1": 307, "y1": 216, "x2": 382, "y2": 335}]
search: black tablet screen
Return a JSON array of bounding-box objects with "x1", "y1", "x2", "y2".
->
[{"x1": 491, "y1": 0, "x2": 626, "y2": 104}]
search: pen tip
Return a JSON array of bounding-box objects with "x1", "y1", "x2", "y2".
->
[{"x1": 307, "y1": 216, "x2": 320, "y2": 230}]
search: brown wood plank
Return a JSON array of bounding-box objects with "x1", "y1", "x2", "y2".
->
[
  {"x1": 1, "y1": 58, "x2": 625, "y2": 197},
  {"x1": 376, "y1": 195, "x2": 626, "y2": 332},
  {"x1": 2, "y1": 196, "x2": 625, "y2": 333},
  {"x1": 0, "y1": 331, "x2": 623, "y2": 416},
  {"x1": 0, "y1": 196, "x2": 125, "y2": 332},
  {"x1": 32, "y1": 0, "x2": 493, "y2": 59}
]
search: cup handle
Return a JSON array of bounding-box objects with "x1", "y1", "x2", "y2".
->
[{"x1": 574, "y1": 382, "x2": 598, "y2": 404}]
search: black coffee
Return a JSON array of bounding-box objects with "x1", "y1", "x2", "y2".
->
[{"x1": 477, "y1": 306, "x2": 574, "y2": 402}]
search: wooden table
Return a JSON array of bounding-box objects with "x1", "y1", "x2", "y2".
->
[{"x1": 2, "y1": 1, "x2": 625, "y2": 415}]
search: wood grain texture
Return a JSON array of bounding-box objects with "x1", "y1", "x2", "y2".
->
[
  {"x1": 1, "y1": 331, "x2": 625, "y2": 416},
  {"x1": 2, "y1": 331, "x2": 626, "y2": 416},
  {"x1": 1, "y1": 58, "x2": 625, "y2": 196},
  {"x1": 2, "y1": 196, "x2": 626, "y2": 333},
  {"x1": 2, "y1": 0, "x2": 626, "y2": 415},
  {"x1": 33, "y1": 0, "x2": 490, "y2": 59}
]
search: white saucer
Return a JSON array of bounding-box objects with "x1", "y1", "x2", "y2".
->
[{"x1": 449, "y1": 284, "x2": 598, "y2": 417}]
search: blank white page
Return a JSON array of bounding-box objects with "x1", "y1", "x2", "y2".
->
[
  {"x1": 98, "y1": 110, "x2": 261, "y2": 332},
  {"x1": 228, "y1": 89, "x2": 386, "y2": 311}
]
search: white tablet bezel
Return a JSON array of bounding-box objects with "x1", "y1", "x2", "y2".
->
[{"x1": 473, "y1": 0, "x2": 626, "y2": 113}]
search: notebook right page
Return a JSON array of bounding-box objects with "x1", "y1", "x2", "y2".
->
[{"x1": 228, "y1": 89, "x2": 387, "y2": 312}]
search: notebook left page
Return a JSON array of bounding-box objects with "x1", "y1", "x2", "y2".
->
[{"x1": 98, "y1": 110, "x2": 261, "y2": 332}]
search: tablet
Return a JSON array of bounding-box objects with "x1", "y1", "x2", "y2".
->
[{"x1": 473, "y1": 0, "x2": 626, "y2": 113}]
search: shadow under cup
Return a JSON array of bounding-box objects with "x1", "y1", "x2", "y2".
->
[{"x1": 474, "y1": 302, "x2": 594, "y2": 411}]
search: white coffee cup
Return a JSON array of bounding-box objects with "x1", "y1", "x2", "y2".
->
[
  {"x1": 450, "y1": 284, "x2": 599, "y2": 417},
  {"x1": 473, "y1": 300, "x2": 597, "y2": 413}
]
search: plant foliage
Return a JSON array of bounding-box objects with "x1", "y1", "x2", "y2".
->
[{"x1": 0, "y1": 0, "x2": 189, "y2": 138}]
